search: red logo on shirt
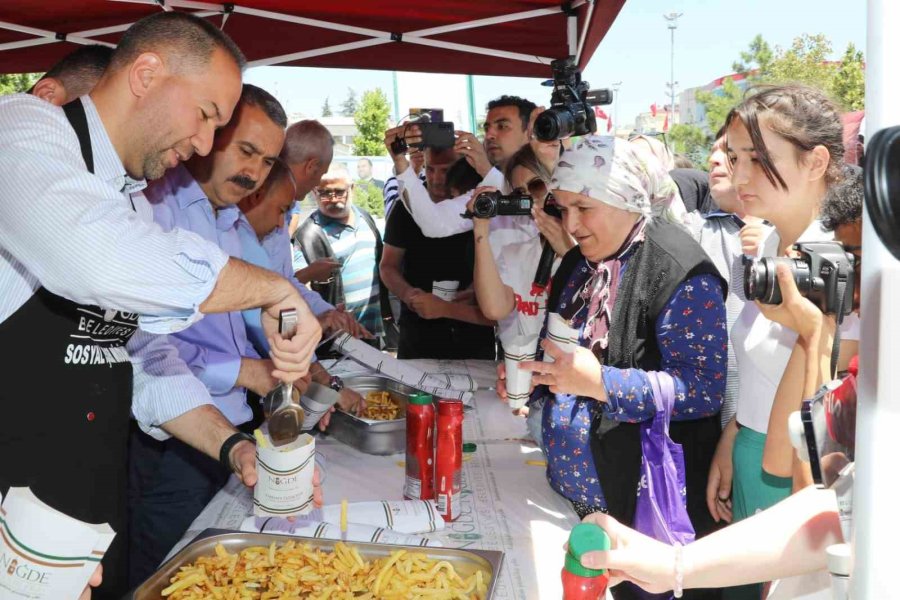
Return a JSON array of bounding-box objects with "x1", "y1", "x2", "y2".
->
[{"x1": 514, "y1": 293, "x2": 542, "y2": 317}]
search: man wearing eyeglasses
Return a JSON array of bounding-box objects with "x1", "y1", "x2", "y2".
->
[{"x1": 293, "y1": 163, "x2": 389, "y2": 347}]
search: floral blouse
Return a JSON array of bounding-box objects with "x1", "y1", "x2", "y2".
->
[{"x1": 541, "y1": 257, "x2": 727, "y2": 508}]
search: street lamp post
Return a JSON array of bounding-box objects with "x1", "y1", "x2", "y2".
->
[
  {"x1": 663, "y1": 12, "x2": 683, "y2": 137},
  {"x1": 611, "y1": 81, "x2": 622, "y2": 133}
]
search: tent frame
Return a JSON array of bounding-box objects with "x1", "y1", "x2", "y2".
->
[{"x1": 0, "y1": 0, "x2": 597, "y2": 70}]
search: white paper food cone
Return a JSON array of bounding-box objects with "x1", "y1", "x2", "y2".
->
[
  {"x1": 432, "y1": 280, "x2": 460, "y2": 301},
  {"x1": 545, "y1": 313, "x2": 579, "y2": 363},
  {"x1": 0, "y1": 488, "x2": 114, "y2": 600},
  {"x1": 254, "y1": 430, "x2": 316, "y2": 517},
  {"x1": 299, "y1": 383, "x2": 340, "y2": 431}
]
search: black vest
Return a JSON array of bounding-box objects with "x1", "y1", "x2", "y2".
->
[{"x1": 549, "y1": 219, "x2": 725, "y2": 539}]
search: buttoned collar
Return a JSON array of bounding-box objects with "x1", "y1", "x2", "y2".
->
[
  {"x1": 80, "y1": 95, "x2": 146, "y2": 195},
  {"x1": 165, "y1": 164, "x2": 240, "y2": 231}
]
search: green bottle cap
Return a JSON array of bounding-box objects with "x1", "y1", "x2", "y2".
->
[
  {"x1": 463, "y1": 443, "x2": 477, "y2": 453},
  {"x1": 408, "y1": 392, "x2": 434, "y2": 406},
  {"x1": 564, "y1": 523, "x2": 610, "y2": 578}
]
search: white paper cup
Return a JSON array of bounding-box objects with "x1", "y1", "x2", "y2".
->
[
  {"x1": 544, "y1": 313, "x2": 579, "y2": 362},
  {"x1": 504, "y1": 352, "x2": 535, "y2": 409},
  {"x1": 300, "y1": 382, "x2": 341, "y2": 430},
  {"x1": 254, "y1": 430, "x2": 316, "y2": 517},
  {"x1": 432, "y1": 280, "x2": 460, "y2": 302}
]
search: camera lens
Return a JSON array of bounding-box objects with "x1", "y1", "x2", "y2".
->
[
  {"x1": 744, "y1": 258, "x2": 783, "y2": 304},
  {"x1": 534, "y1": 108, "x2": 575, "y2": 142},
  {"x1": 472, "y1": 192, "x2": 499, "y2": 218}
]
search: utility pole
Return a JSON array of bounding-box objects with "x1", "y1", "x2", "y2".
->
[
  {"x1": 611, "y1": 81, "x2": 622, "y2": 133},
  {"x1": 663, "y1": 12, "x2": 683, "y2": 138}
]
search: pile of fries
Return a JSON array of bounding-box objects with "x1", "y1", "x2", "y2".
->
[
  {"x1": 161, "y1": 540, "x2": 488, "y2": 599},
  {"x1": 360, "y1": 390, "x2": 402, "y2": 421}
]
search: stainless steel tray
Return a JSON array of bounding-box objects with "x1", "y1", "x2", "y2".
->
[
  {"x1": 327, "y1": 375, "x2": 416, "y2": 455},
  {"x1": 130, "y1": 528, "x2": 503, "y2": 599}
]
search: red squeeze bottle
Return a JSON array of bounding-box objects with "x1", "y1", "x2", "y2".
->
[
  {"x1": 403, "y1": 393, "x2": 435, "y2": 501},
  {"x1": 434, "y1": 399, "x2": 463, "y2": 521},
  {"x1": 562, "y1": 523, "x2": 611, "y2": 600}
]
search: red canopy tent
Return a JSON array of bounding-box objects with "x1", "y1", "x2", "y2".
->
[{"x1": 0, "y1": 0, "x2": 625, "y2": 77}]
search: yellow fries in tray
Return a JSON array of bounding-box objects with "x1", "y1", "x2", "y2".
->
[
  {"x1": 161, "y1": 540, "x2": 488, "y2": 599},
  {"x1": 360, "y1": 390, "x2": 402, "y2": 421}
]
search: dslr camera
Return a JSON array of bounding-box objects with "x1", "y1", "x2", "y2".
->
[
  {"x1": 533, "y1": 56, "x2": 612, "y2": 142},
  {"x1": 463, "y1": 191, "x2": 533, "y2": 219},
  {"x1": 743, "y1": 241, "x2": 855, "y2": 316},
  {"x1": 390, "y1": 108, "x2": 455, "y2": 155}
]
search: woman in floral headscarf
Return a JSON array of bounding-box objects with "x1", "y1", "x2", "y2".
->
[{"x1": 520, "y1": 136, "x2": 727, "y2": 598}]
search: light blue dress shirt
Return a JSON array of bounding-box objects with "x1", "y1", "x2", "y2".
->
[
  {"x1": 146, "y1": 165, "x2": 257, "y2": 426},
  {"x1": 237, "y1": 217, "x2": 332, "y2": 355}
]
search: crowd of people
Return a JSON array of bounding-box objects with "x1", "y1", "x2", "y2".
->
[{"x1": 0, "y1": 10, "x2": 866, "y2": 600}]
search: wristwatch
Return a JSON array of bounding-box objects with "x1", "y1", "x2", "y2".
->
[
  {"x1": 328, "y1": 375, "x2": 345, "y2": 393},
  {"x1": 219, "y1": 431, "x2": 255, "y2": 470}
]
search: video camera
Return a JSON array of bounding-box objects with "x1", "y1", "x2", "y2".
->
[
  {"x1": 533, "y1": 56, "x2": 612, "y2": 142},
  {"x1": 743, "y1": 241, "x2": 855, "y2": 317},
  {"x1": 390, "y1": 108, "x2": 455, "y2": 155},
  {"x1": 463, "y1": 191, "x2": 533, "y2": 219}
]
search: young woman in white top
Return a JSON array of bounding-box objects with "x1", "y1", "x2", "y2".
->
[{"x1": 706, "y1": 86, "x2": 847, "y2": 599}]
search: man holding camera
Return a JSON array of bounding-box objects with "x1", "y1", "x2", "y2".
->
[
  {"x1": 383, "y1": 96, "x2": 537, "y2": 241},
  {"x1": 380, "y1": 144, "x2": 496, "y2": 360}
]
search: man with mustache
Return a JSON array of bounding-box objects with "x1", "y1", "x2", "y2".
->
[
  {"x1": 130, "y1": 84, "x2": 304, "y2": 585},
  {"x1": 0, "y1": 13, "x2": 321, "y2": 599}
]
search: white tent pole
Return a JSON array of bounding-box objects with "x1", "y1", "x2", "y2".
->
[
  {"x1": 403, "y1": 37, "x2": 551, "y2": 64},
  {"x1": 567, "y1": 14, "x2": 578, "y2": 57},
  {"x1": 853, "y1": 0, "x2": 900, "y2": 594},
  {"x1": 0, "y1": 38, "x2": 57, "y2": 53},
  {"x1": 407, "y1": 7, "x2": 560, "y2": 37},
  {"x1": 0, "y1": 20, "x2": 114, "y2": 47},
  {"x1": 576, "y1": 0, "x2": 595, "y2": 63},
  {"x1": 247, "y1": 38, "x2": 391, "y2": 68},
  {"x1": 72, "y1": 10, "x2": 220, "y2": 38}
]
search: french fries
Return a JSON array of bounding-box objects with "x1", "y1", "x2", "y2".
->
[
  {"x1": 361, "y1": 390, "x2": 401, "y2": 421},
  {"x1": 161, "y1": 541, "x2": 489, "y2": 599}
]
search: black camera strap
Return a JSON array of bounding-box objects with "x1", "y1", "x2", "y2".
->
[{"x1": 831, "y1": 277, "x2": 849, "y2": 378}]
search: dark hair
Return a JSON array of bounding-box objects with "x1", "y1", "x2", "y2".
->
[
  {"x1": 38, "y1": 44, "x2": 112, "y2": 96},
  {"x1": 821, "y1": 164, "x2": 863, "y2": 232},
  {"x1": 240, "y1": 84, "x2": 286, "y2": 128},
  {"x1": 503, "y1": 143, "x2": 552, "y2": 184},
  {"x1": 259, "y1": 159, "x2": 295, "y2": 195},
  {"x1": 445, "y1": 158, "x2": 481, "y2": 195},
  {"x1": 724, "y1": 84, "x2": 844, "y2": 190},
  {"x1": 110, "y1": 11, "x2": 245, "y2": 73},
  {"x1": 673, "y1": 153, "x2": 694, "y2": 169},
  {"x1": 486, "y1": 95, "x2": 536, "y2": 130}
]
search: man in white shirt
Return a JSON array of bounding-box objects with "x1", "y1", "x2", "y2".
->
[{"x1": 0, "y1": 12, "x2": 320, "y2": 598}]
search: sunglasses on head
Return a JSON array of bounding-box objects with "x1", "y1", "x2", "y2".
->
[{"x1": 316, "y1": 188, "x2": 348, "y2": 199}]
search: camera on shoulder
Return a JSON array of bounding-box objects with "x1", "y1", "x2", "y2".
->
[
  {"x1": 533, "y1": 56, "x2": 612, "y2": 142},
  {"x1": 743, "y1": 241, "x2": 855, "y2": 316}
]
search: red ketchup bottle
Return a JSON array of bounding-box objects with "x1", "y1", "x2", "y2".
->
[
  {"x1": 404, "y1": 392, "x2": 435, "y2": 501},
  {"x1": 562, "y1": 523, "x2": 611, "y2": 600},
  {"x1": 434, "y1": 399, "x2": 463, "y2": 521}
]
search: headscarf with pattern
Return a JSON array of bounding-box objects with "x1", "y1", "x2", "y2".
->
[{"x1": 549, "y1": 135, "x2": 683, "y2": 359}]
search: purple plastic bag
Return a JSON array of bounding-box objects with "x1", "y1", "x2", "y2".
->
[{"x1": 632, "y1": 371, "x2": 696, "y2": 546}]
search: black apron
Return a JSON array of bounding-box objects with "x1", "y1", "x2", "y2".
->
[{"x1": 0, "y1": 100, "x2": 138, "y2": 599}]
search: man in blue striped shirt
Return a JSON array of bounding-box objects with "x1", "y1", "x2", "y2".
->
[{"x1": 293, "y1": 164, "x2": 387, "y2": 343}]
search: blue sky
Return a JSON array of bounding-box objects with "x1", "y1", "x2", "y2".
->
[{"x1": 244, "y1": 0, "x2": 865, "y2": 132}]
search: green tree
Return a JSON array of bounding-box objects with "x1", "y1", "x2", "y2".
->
[
  {"x1": 340, "y1": 88, "x2": 358, "y2": 117},
  {"x1": 833, "y1": 43, "x2": 866, "y2": 111},
  {"x1": 353, "y1": 180, "x2": 385, "y2": 218},
  {"x1": 694, "y1": 34, "x2": 866, "y2": 134},
  {"x1": 695, "y1": 76, "x2": 745, "y2": 136},
  {"x1": 668, "y1": 124, "x2": 711, "y2": 169},
  {"x1": 321, "y1": 96, "x2": 333, "y2": 117},
  {"x1": 353, "y1": 88, "x2": 390, "y2": 156},
  {"x1": 0, "y1": 73, "x2": 41, "y2": 96}
]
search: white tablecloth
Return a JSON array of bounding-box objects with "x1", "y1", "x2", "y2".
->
[{"x1": 169, "y1": 360, "x2": 580, "y2": 600}]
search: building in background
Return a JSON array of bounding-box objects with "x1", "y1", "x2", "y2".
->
[{"x1": 678, "y1": 71, "x2": 752, "y2": 131}]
